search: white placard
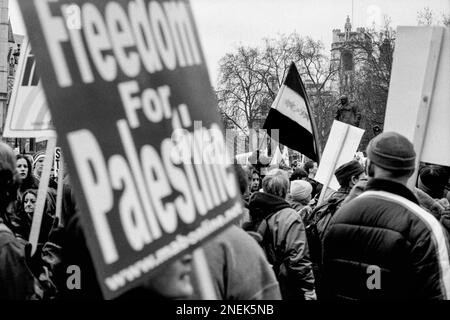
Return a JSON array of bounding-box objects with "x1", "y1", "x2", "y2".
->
[
  {"x1": 315, "y1": 120, "x2": 365, "y2": 191},
  {"x1": 3, "y1": 37, "x2": 55, "y2": 138},
  {"x1": 384, "y1": 26, "x2": 450, "y2": 166}
]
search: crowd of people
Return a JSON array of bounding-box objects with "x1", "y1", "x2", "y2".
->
[
  {"x1": 0, "y1": 130, "x2": 449, "y2": 300},
  {"x1": 238, "y1": 131, "x2": 450, "y2": 300}
]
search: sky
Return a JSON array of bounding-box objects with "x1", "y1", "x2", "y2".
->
[{"x1": 8, "y1": 0, "x2": 449, "y2": 86}]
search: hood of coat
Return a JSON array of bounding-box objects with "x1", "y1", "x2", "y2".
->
[{"x1": 248, "y1": 192, "x2": 291, "y2": 221}]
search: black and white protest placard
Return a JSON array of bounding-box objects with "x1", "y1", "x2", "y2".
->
[{"x1": 18, "y1": 0, "x2": 243, "y2": 299}]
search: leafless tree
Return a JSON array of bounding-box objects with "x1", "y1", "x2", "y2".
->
[
  {"x1": 417, "y1": 6, "x2": 450, "y2": 27},
  {"x1": 216, "y1": 33, "x2": 338, "y2": 152}
]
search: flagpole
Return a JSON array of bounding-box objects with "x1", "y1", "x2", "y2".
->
[{"x1": 295, "y1": 64, "x2": 322, "y2": 163}]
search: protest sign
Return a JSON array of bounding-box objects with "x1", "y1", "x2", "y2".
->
[
  {"x1": 18, "y1": 0, "x2": 243, "y2": 299},
  {"x1": 384, "y1": 27, "x2": 449, "y2": 169},
  {"x1": 3, "y1": 37, "x2": 55, "y2": 138},
  {"x1": 29, "y1": 137, "x2": 57, "y2": 254},
  {"x1": 314, "y1": 120, "x2": 364, "y2": 204}
]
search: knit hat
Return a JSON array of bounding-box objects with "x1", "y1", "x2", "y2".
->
[
  {"x1": 290, "y1": 180, "x2": 312, "y2": 202},
  {"x1": 334, "y1": 160, "x2": 364, "y2": 186},
  {"x1": 366, "y1": 132, "x2": 416, "y2": 171},
  {"x1": 33, "y1": 151, "x2": 45, "y2": 167}
]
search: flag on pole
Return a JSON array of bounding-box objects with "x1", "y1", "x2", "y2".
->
[{"x1": 263, "y1": 62, "x2": 319, "y2": 161}]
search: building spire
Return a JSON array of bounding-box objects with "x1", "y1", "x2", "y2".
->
[
  {"x1": 345, "y1": 15, "x2": 352, "y2": 40},
  {"x1": 345, "y1": 15, "x2": 352, "y2": 31}
]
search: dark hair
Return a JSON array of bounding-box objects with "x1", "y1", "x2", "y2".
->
[
  {"x1": 16, "y1": 154, "x2": 38, "y2": 192},
  {"x1": 290, "y1": 168, "x2": 308, "y2": 181},
  {"x1": 250, "y1": 170, "x2": 261, "y2": 182},
  {"x1": 419, "y1": 165, "x2": 447, "y2": 198},
  {"x1": 22, "y1": 188, "x2": 37, "y2": 205},
  {"x1": 0, "y1": 143, "x2": 19, "y2": 215},
  {"x1": 249, "y1": 169, "x2": 261, "y2": 191},
  {"x1": 304, "y1": 160, "x2": 315, "y2": 174}
]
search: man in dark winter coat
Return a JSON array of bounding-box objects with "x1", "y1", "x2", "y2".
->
[
  {"x1": 322, "y1": 132, "x2": 450, "y2": 300},
  {"x1": 245, "y1": 169, "x2": 316, "y2": 300}
]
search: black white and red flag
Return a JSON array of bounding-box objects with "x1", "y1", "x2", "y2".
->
[{"x1": 263, "y1": 62, "x2": 320, "y2": 161}]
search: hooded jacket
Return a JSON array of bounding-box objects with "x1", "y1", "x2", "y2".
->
[
  {"x1": 246, "y1": 192, "x2": 316, "y2": 300},
  {"x1": 322, "y1": 178, "x2": 450, "y2": 300}
]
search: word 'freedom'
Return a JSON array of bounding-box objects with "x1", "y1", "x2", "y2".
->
[{"x1": 36, "y1": 0, "x2": 201, "y2": 87}]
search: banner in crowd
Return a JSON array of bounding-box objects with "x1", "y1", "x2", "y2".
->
[
  {"x1": 263, "y1": 62, "x2": 319, "y2": 161},
  {"x1": 18, "y1": 0, "x2": 243, "y2": 299},
  {"x1": 3, "y1": 37, "x2": 55, "y2": 138},
  {"x1": 315, "y1": 120, "x2": 364, "y2": 191}
]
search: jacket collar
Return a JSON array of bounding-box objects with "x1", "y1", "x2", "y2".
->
[{"x1": 365, "y1": 178, "x2": 419, "y2": 205}]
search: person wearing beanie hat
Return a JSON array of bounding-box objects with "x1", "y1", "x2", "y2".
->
[
  {"x1": 334, "y1": 160, "x2": 365, "y2": 189},
  {"x1": 32, "y1": 151, "x2": 58, "y2": 192},
  {"x1": 322, "y1": 132, "x2": 450, "y2": 300},
  {"x1": 290, "y1": 180, "x2": 313, "y2": 221},
  {"x1": 32, "y1": 151, "x2": 46, "y2": 179}
]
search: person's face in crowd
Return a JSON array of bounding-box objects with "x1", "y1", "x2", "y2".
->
[
  {"x1": 24, "y1": 193, "x2": 37, "y2": 214},
  {"x1": 309, "y1": 162, "x2": 318, "y2": 177},
  {"x1": 144, "y1": 254, "x2": 193, "y2": 299},
  {"x1": 16, "y1": 158, "x2": 29, "y2": 180},
  {"x1": 250, "y1": 173, "x2": 260, "y2": 192},
  {"x1": 34, "y1": 157, "x2": 44, "y2": 177},
  {"x1": 50, "y1": 165, "x2": 57, "y2": 181},
  {"x1": 350, "y1": 172, "x2": 367, "y2": 187},
  {"x1": 366, "y1": 159, "x2": 375, "y2": 178}
]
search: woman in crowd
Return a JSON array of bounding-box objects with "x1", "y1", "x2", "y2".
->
[
  {"x1": 16, "y1": 155, "x2": 39, "y2": 201},
  {"x1": 14, "y1": 189, "x2": 55, "y2": 245},
  {"x1": 0, "y1": 143, "x2": 44, "y2": 299}
]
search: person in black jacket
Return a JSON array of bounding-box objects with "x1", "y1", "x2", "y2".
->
[{"x1": 322, "y1": 132, "x2": 450, "y2": 300}]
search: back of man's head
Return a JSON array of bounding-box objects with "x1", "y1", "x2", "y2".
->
[
  {"x1": 262, "y1": 169, "x2": 289, "y2": 199},
  {"x1": 290, "y1": 168, "x2": 308, "y2": 181},
  {"x1": 366, "y1": 132, "x2": 416, "y2": 182}
]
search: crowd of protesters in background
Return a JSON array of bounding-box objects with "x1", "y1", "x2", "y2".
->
[{"x1": 0, "y1": 129, "x2": 449, "y2": 300}]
